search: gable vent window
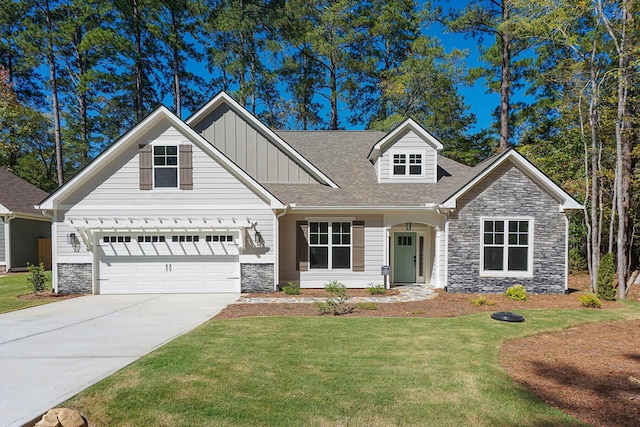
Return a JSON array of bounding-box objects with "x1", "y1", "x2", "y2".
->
[{"x1": 154, "y1": 145, "x2": 178, "y2": 188}]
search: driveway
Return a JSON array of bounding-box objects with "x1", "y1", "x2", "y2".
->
[{"x1": 0, "y1": 293, "x2": 238, "y2": 427}]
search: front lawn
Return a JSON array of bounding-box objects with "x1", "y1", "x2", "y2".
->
[
  {"x1": 0, "y1": 272, "x2": 53, "y2": 313},
  {"x1": 65, "y1": 306, "x2": 639, "y2": 426}
]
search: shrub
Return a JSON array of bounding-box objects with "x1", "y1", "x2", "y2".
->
[
  {"x1": 355, "y1": 302, "x2": 378, "y2": 311},
  {"x1": 470, "y1": 296, "x2": 496, "y2": 307},
  {"x1": 568, "y1": 247, "x2": 588, "y2": 273},
  {"x1": 27, "y1": 262, "x2": 48, "y2": 295},
  {"x1": 505, "y1": 284, "x2": 528, "y2": 301},
  {"x1": 314, "y1": 281, "x2": 354, "y2": 315},
  {"x1": 282, "y1": 282, "x2": 300, "y2": 295},
  {"x1": 366, "y1": 283, "x2": 386, "y2": 295},
  {"x1": 579, "y1": 294, "x2": 602, "y2": 308},
  {"x1": 597, "y1": 253, "x2": 616, "y2": 301}
]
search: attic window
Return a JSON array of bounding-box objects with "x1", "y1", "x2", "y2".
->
[
  {"x1": 393, "y1": 154, "x2": 406, "y2": 175},
  {"x1": 153, "y1": 145, "x2": 178, "y2": 188}
]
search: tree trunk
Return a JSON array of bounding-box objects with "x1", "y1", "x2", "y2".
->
[
  {"x1": 588, "y1": 58, "x2": 600, "y2": 293},
  {"x1": 133, "y1": 0, "x2": 144, "y2": 122},
  {"x1": 44, "y1": 0, "x2": 63, "y2": 186},
  {"x1": 329, "y1": 59, "x2": 338, "y2": 130},
  {"x1": 171, "y1": 10, "x2": 181, "y2": 118},
  {"x1": 499, "y1": 0, "x2": 510, "y2": 152}
]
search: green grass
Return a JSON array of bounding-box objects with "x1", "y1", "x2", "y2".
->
[
  {"x1": 0, "y1": 271, "x2": 53, "y2": 313},
  {"x1": 65, "y1": 304, "x2": 640, "y2": 426}
]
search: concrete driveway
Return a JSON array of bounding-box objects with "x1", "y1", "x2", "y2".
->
[{"x1": 0, "y1": 293, "x2": 238, "y2": 427}]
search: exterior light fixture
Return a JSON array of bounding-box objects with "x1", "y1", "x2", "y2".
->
[
  {"x1": 67, "y1": 233, "x2": 76, "y2": 244},
  {"x1": 405, "y1": 222, "x2": 412, "y2": 231},
  {"x1": 254, "y1": 230, "x2": 263, "y2": 245}
]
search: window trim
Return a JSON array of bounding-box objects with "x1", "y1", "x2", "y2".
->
[
  {"x1": 389, "y1": 149, "x2": 426, "y2": 178},
  {"x1": 308, "y1": 220, "x2": 352, "y2": 270},
  {"x1": 152, "y1": 144, "x2": 180, "y2": 189},
  {"x1": 479, "y1": 217, "x2": 534, "y2": 278}
]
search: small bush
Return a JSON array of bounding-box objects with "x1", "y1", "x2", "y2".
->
[
  {"x1": 315, "y1": 281, "x2": 354, "y2": 315},
  {"x1": 366, "y1": 283, "x2": 386, "y2": 295},
  {"x1": 355, "y1": 302, "x2": 378, "y2": 311},
  {"x1": 27, "y1": 262, "x2": 48, "y2": 294},
  {"x1": 470, "y1": 296, "x2": 496, "y2": 307},
  {"x1": 505, "y1": 284, "x2": 528, "y2": 301},
  {"x1": 282, "y1": 282, "x2": 300, "y2": 295},
  {"x1": 568, "y1": 247, "x2": 588, "y2": 272},
  {"x1": 579, "y1": 294, "x2": 602, "y2": 308},
  {"x1": 597, "y1": 253, "x2": 616, "y2": 301}
]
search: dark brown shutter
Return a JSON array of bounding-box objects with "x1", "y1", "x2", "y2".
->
[
  {"x1": 139, "y1": 144, "x2": 152, "y2": 190},
  {"x1": 296, "y1": 220, "x2": 309, "y2": 271},
  {"x1": 352, "y1": 220, "x2": 365, "y2": 272},
  {"x1": 179, "y1": 144, "x2": 193, "y2": 190}
]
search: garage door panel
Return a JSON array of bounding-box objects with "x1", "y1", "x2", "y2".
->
[{"x1": 98, "y1": 256, "x2": 240, "y2": 294}]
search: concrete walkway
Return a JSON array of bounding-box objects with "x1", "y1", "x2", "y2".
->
[
  {"x1": 237, "y1": 284, "x2": 438, "y2": 304},
  {"x1": 0, "y1": 293, "x2": 238, "y2": 427}
]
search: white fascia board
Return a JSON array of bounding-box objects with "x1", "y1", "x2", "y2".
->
[
  {"x1": 12, "y1": 212, "x2": 51, "y2": 222},
  {"x1": 186, "y1": 91, "x2": 339, "y2": 189},
  {"x1": 0, "y1": 203, "x2": 9, "y2": 214},
  {"x1": 288, "y1": 205, "x2": 440, "y2": 212},
  {"x1": 440, "y1": 150, "x2": 584, "y2": 211},
  {"x1": 39, "y1": 106, "x2": 284, "y2": 211},
  {"x1": 367, "y1": 118, "x2": 444, "y2": 162}
]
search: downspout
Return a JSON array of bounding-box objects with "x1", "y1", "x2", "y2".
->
[
  {"x1": 274, "y1": 205, "x2": 290, "y2": 291},
  {"x1": 436, "y1": 207, "x2": 449, "y2": 291}
]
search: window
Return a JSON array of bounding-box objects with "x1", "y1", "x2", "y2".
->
[
  {"x1": 309, "y1": 222, "x2": 351, "y2": 269},
  {"x1": 392, "y1": 153, "x2": 423, "y2": 176},
  {"x1": 482, "y1": 219, "x2": 532, "y2": 276},
  {"x1": 153, "y1": 145, "x2": 178, "y2": 188},
  {"x1": 138, "y1": 236, "x2": 166, "y2": 243},
  {"x1": 393, "y1": 154, "x2": 406, "y2": 175},
  {"x1": 103, "y1": 236, "x2": 130, "y2": 243}
]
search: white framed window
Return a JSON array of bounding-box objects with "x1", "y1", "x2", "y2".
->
[
  {"x1": 153, "y1": 145, "x2": 178, "y2": 188},
  {"x1": 391, "y1": 151, "x2": 424, "y2": 177},
  {"x1": 480, "y1": 218, "x2": 533, "y2": 277},
  {"x1": 309, "y1": 221, "x2": 351, "y2": 269}
]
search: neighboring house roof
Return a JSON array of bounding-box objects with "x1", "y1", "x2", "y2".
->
[
  {"x1": 0, "y1": 168, "x2": 49, "y2": 216},
  {"x1": 265, "y1": 131, "x2": 477, "y2": 207},
  {"x1": 38, "y1": 105, "x2": 284, "y2": 211}
]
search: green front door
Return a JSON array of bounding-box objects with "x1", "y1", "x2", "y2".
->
[{"x1": 394, "y1": 232, "x2": 416, "y2": 283}]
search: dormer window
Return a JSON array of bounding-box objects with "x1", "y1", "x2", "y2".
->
[{"x1": 392, "y1": 153, "x2": 423, "y2": 177}]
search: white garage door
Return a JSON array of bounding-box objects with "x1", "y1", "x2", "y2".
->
[{"x1": 97, "y1": 233, "x2": 241, "y2": 294}]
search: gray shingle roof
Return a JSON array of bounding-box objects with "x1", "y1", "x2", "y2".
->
[
  {"x1": 0, "y1": 168, "x2": 50, "y2": 215},
  {"x1": 265, "y1": 131, "x2": 496, "y2": 207}
]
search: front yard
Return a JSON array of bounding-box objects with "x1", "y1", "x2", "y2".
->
[{"x1": 64, "y1": 305, "x2": 640, "y2": 426}]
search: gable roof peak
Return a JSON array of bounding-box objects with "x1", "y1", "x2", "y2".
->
[{"x1": 367, "y1": 118, "x2": 444, "y2": 161}]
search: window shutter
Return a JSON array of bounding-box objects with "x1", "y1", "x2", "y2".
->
[
  {"x1": 179, "y1": 144, "x2": 193, "y2": 190},
  {"x1": 352, "y1": 220, "x2": 365, "y2": 272},
  {"x1": 296, "y1": 221, "x2": 309, "y2": 271},
  {"x1": 139, "y1": 144, "x2": 152, "y2": 190}
]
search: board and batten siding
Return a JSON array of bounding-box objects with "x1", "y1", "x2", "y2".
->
[
  {"x1": 378, "y1": 130, "x2": 437, "y2": 183},
  {"x1": 55, "y1": 120, "x2": 275, "y2": 265},
  {"x1": 279, "y1": 214, "x2": 385, "y2": 288},
  {"x1": 192, "y1": 103, "x2": 318, "y2": 184}
]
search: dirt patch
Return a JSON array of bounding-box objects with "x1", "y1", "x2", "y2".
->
[
  {"x1": 18, "y1": 291, "x2": 85, "y2": 301},
  {"x1": 216, "y1": 274, "x2": 640, "y2": 425}
]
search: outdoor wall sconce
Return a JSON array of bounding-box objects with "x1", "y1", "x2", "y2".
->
[
  {"x1": 405, "y1": 222, "x2": 412, "y2": 231},
  {"x1": 67, "y1": 233, "x2": 81, "y2": 252},
  {"x1": 254, "y1": 230, "x2": 264, "y2": 246}
]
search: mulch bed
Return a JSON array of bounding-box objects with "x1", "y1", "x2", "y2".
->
[
  {"x1": 17, "y1": 291, "x2": 85, "y2": 301},
  {"x1": 215, "y1": 274, "x2": 640, "y2": 426}
]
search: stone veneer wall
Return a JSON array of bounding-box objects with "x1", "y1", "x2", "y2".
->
[
  {"x1": 447, "y1": 162, "x2": 567, "y2": 294},
  {"x1": 241, "y1": 263, "x2": 274, "y2": 293},
  {"x1": 57, "y1": 263, "x2": 92, "y2": 294}
]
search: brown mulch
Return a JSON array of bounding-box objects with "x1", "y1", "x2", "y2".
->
[
  {"x1": 17, "y1": 291, "x2": 85, "y2": 301},
  {"x1": 216, "y1": 274, "x2": 640, "y2": 426}
]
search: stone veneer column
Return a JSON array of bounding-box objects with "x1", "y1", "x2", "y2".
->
[
  {"x1": 57, "y1": 263, "x2": 92, "y2": 294},
  {"x1": 240, "y1": 263, "x2": 274, "y2": 293}
]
